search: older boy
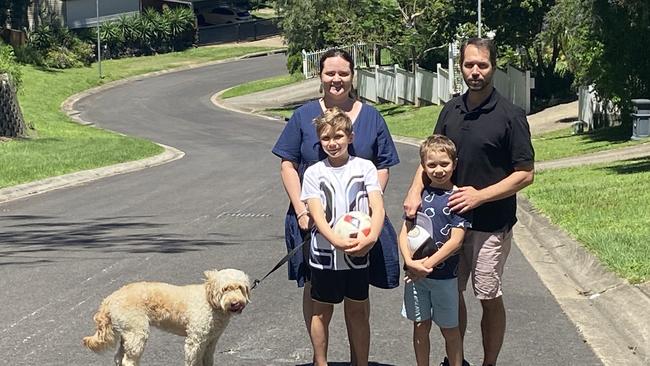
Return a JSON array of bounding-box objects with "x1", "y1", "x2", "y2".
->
[{"x1": 300, "y1": 107, "x2": 385, "y2": 366}]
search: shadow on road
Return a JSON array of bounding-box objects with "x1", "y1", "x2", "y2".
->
[
  {"x1": 296, "y1": 362, "x2": 397, "y2": 366},
  {"x1": 0, "y1": 215, "x2": 279, "y2": 265}
]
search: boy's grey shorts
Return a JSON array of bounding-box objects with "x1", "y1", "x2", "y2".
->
[{"x1": 402, "y1": 277, "x2": 459, "y2": 328}]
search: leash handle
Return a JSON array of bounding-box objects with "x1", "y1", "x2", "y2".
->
[{"x1": 251, "y1": 232, "x2": 311, "y2": 290}]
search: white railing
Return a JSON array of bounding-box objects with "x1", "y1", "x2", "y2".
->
[{"x1": 301, "y1": 43, "x2": 377, "y2": 79}]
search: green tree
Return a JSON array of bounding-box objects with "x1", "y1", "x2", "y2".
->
[
  {"x1": 276, "y1": 0, "x2": 459, "y2": 74},
  {"x1": 455, "y1": 0, "x2": 573, "y2": 101},
  {"x1": 546, "y1": 0, "x2": 650, "y2": 123},
  {"x1": 275, "y1": 0, "x2": 332, "y2": 74}
]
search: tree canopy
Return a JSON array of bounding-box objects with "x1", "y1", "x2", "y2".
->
[
  {"x1": 276, "y1": 0, "x2": 648, "y2": 123},
  {"x1": 545, "y1": 0, "x2": 650, "y2": 119}
]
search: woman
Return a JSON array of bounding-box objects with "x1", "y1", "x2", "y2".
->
[{"x1": 272, "y1": 48, "x2": 400, "y2": 362}]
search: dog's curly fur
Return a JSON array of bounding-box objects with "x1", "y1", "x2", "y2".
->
[{"x1": 83, "y1": 269, "x2": 250, "y2": 366}]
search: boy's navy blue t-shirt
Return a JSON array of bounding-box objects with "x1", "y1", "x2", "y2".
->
[{"x1": 415, "y1": 186, "x2": 472, "y2": 280}]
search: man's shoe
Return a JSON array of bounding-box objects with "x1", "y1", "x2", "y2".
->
[{"x1": 440, "y1": 357, "x2": 471, "y2": 366}]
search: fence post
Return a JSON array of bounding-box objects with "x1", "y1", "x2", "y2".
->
[
  {"x1": 436, "y1": 63, "x2": 443, "y2": 105},
  {"x1": 374, "y1": 65, "x2": 380, "y2": 103},
  {"x1": 448, "y1": 44, "x2": 455, "y2": 95},
  {"x1": 394, "y1": 64, "x2": 399, "y2": 104},
  {"x1": 525, "y1": 70, "x2": 531, "y2": 114},
  {"x1": 302, "y1": 49, "x2": 308, "y2": 79}
]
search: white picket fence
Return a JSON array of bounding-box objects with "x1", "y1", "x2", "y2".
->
[
  {"x1": 302, "y1": 43, "x2": 534, "y2": 113},
  {"x1": 301, "y1": 43, "x2": 377, "y2": 79}
]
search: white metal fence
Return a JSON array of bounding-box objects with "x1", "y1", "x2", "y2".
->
[{"x1": 301, "y1": 43, "x2": 377, "y2": 79}]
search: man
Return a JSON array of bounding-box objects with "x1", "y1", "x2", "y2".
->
[{"x1": 403, "y1": 38, "x2": 535, "y2": 366}]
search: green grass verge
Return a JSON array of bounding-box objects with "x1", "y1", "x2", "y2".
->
[
  {"x1": 522, "y1": 157, "x2": 650, "y2": 283},
  {"x1": 0, "y1": 45, "x2": 278, "y2": 189},
  {"x1": 377, "y1": 104, "x2": 441, "y2": 138},
  {"x1": 533, "y1": 125, "x2": 645, "y2": 162},
  {"x1": 221, "y1": 73, "x2": 304, "y2": 99}
]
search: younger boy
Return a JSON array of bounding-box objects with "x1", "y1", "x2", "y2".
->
[
  {"x1": 300, "y1": 106, "x2": 385, "y2": 366},
  {"x1": 399, "y1": 135, "x2": 471, "y2": 366}
]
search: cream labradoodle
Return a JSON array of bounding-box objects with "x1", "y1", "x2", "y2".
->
[{"x1": 83, "y1": 268, "x2": 250, "y2": 366}]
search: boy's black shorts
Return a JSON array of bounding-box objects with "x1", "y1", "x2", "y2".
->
[{"x1": 310, "y1": 267, "x2": 370, "y2": 304}]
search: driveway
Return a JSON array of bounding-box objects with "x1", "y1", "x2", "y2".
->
[{"x1": 0, "y1": 54, "x2": 601, "y2": 365}]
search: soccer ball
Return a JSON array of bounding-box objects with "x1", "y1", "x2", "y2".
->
[
  {"x1": 333, "y1": 211, "x2": 372, "y2": 239},
  {"x1": 407, "y1": 224, "x2": 438, "y2": 260}
]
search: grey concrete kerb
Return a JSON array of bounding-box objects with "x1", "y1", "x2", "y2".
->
[
  {"x1": 515, "y1": 197, "x2": 650, "y2": 365},
  {"x1": 0, "y1": 144, "x2": 184, "y2": 205},
  {"x1": 211, "y1": 87, "x2": 282, "y2": 122},
  {"x1": 0, "y1": 49, "x2": 286, "y2": 205}
]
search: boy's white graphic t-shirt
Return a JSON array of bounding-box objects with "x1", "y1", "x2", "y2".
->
[{"x1": 300, "y1": 156, "x2": 382, "y2": 271}]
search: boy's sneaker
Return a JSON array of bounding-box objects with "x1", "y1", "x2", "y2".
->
[{"x1": 440, "y1": 357, "x2": 471, "y2": 366}]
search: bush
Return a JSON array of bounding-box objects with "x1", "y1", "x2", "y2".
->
[
  {"x1": 99, "y1": 7, "x2": 196, "y2": 59},
  {"x1": 19, "y1": 8, "x2": 96, "y2": 69},
  {"x1": 286, "y1": 52, "x2": 303, "y2": 75},
  {"x1": 0, "y1": 42, "x2": 22, "y2": 88}
]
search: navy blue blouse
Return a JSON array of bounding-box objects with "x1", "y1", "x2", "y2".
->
[{"x1": 272, "y1": 100, "x2": 400, "y2": 175}]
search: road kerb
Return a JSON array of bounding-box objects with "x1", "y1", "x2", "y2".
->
[
  {"x1": 0, "y1": 144, "x2": 184, "y2": 205},
  {"x1": 515, "y1": 196, "x2": 649, "y2": 365}
]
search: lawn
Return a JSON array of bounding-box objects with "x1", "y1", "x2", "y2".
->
[
  {"x1": 221, "y1": 73, "x2": 304, "y2": 99},
  {"x1": 376, "y1": 104, "x2": 441, "y2": 138},
  {"x1": 532, "y1": 124, "x2": 645, "y2": 161},
  {"x1": 0, "y1": 45, "x2": 279, "y2": 189},
  {"x1": 522, "y1": 157, "x2": 650, "y2": 283}
]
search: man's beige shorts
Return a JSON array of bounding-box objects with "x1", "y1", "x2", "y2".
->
[{"x1": 457, "y1": 229, "x2": 512, "y2": 300}]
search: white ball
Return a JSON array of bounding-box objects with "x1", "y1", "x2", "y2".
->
[
  {"x1": 333, "y1": 211, "x2": 372, "y2": 239},
  {"x1": 407, "y1": 225, "x2": 430, "y2": 253},
  {"x1": 407, "y1": 224, "x2": 438, "y2": 259}
]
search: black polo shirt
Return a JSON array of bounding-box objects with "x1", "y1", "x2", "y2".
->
[{"x1": 433, "y1": 88, "x2": 534, "y2": 232}]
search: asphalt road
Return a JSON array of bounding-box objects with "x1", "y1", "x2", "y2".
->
[{"x1": 0, "y1": 54, "x2": 602, "y2": 365}]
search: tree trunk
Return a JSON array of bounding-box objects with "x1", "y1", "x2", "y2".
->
[{"x1": 0, "y1": 73, "x2": 27, "y2": 138}]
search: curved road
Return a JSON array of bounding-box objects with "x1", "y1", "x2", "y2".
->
[{"x1": 0, "y1": 54, "x2": 600, "y2": 365}]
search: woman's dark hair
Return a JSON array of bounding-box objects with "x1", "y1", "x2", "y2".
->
[
  {"x1": 318, "y1": 48, "x2": 357, "y2": 99},
  {"x1": 319, "y1": 48, "x2": 355, "y2": 76},
  {"x1": 460, "y1": 38, "x2": 497, "y2": 67}
]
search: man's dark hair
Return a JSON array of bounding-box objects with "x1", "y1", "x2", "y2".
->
[{"x1": 460, "y1": 38, "x2": 497, "y2": 67}]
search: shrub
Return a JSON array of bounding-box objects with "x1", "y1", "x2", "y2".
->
[
  {"x1": 43, "y1": 47, "x2": 84, "y2": 69},
  {"x1": 20, "y1": 8, "x2": 96, "y2": 69},
  {"x1": 99, "y1": 7, "x2": 197, "y2": 58},
  {"x1": 0, "y1": 42, "x2": 22, "y2": 88},
  {"x1": 286, "y1": 52, "x2": 303, "y2": 75}
]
